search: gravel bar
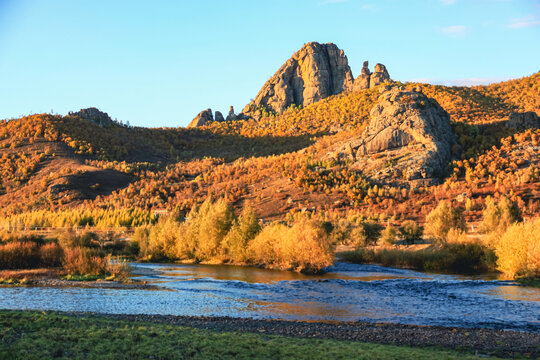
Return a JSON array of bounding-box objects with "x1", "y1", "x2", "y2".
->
[{"x1": 70, "y1": 312, "x2": 539, "y2": 358}]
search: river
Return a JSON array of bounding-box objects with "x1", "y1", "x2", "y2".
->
[{"x1": 0, "y1": 262, "x2": 538, "y2": 331}]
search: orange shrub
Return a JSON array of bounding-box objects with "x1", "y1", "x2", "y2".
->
[
  {"x1": 495, "y1": 218, "x2": 540, "y2": 279},
  {"x1": 63, "y1": 247, "x2": 108, "y2": 275},
  {"x1": 0, "y1": 242, "x2": 40, "y2": 269},
  {"x1": 39, "y1": 243, "x2": 64, "y2": 267},
  {"x1": 248, "y1": 218, "x2": 333, "y2": 273}
]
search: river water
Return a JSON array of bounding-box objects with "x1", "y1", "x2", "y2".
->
[{"x1": 0, "y1": 262, "x2": 538, "y2": 331}]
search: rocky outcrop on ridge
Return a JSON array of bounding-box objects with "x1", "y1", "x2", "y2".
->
[
  {"x1": 369, "y1": 63, "x2": 391, "y2": 88},
  {"x1": 332, "y1": 86, "x2": 456, "y2": 186},
  {"x1": 188, "y1": 107, "x2": 242, "y2": 128},
  {"x1": 242, "y1": 42, "x2": 354, "y2": 119},
  {"x1": 226, "y1": 106, "x2": 237, "y2": 121},
  {"x1": 506, "y1": 111, "x2": 539, "y2": 130},
  {"x1": 69, "y1": 108, "x2": 114, "y2": 127},
  {"x1": 214, "y1": 111, "x2": 225, "y2": 123},
  {"x1": 188, "y1": 109, "x2": 214, "y2": 128},
  {"x1": 353, "y1": 62, "x2": 391, "y2": 91}
]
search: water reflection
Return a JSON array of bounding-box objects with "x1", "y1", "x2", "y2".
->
[
  {"x1": 0, "y1": 262, "x2": 538, "y2": 331},
  {"x1": 484, "y1": 285, "x2": 540, "y2": 302}
]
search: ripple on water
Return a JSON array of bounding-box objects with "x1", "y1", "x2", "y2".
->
[{"x1": 0, "y1": 262, "x2": 538, "y2": 331}]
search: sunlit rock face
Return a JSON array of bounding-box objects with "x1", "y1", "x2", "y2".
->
[
  {"x1": 353, "y1": 61, "x2": 392, "y2": 91},
  {"x1": 332, "y1": 86, "x2": 457, "y2": 187},
  {"x1": 188, "y1": 109, "x2": 214, "y2": 128},
  {"x1": 242, "y1": 42, "x2": 354, "y2": 119}
]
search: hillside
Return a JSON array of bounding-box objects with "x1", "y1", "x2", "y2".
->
[{"x1": 0, "y1": 72, "x2": 538, "y2": 227}]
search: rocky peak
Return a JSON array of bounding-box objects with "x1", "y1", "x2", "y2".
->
[
  {"x1": 242, "y1": 42, "x2": 354, "y2": 120},
  {"x1": 188, "y1": 109, "x2": 214, "y2": 128},
  {"x1": 188, "y1": 107, "x2": 240, "y2": 128},
  {"x1": 214, "y1": 111, "x2": 225, "y2": 122},
  {"x1": 360, "y1": 61, "x2": 371, "y2": 76},
  {"x1": 370, "y1": 63, "x2": 391, "y2": 87},
  {"x1": 353, "y1": 62, "x2": 392, "y2": 91},
  {"x1": 226, "y1": 106, "x2": 237, "y2": 121},
  {"x1": 69, "y1": 107, "x2": 114, "y2": 127}
]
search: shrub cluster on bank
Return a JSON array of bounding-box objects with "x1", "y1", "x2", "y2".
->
[
  {"x1": 342, "y1": 197, "x2": 538, "y2": 280},
  {"x1": 0, "y1": 232, "x2": 129, "y2": 279},
  {"x1": 135, "y1": 198, "x2": 334, "y2": 273}
]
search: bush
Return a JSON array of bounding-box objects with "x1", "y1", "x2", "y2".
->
[
  {"x1": 425, "y1": 201, "x2": 465, "y2": 244},
  {"x1": 248, "y1": 218, "x2": 333, "y2": 273},
  {"x1": 58, "y1": 231, "x2": 98, "y2": 249},
  {"x1": 481, "y1": 196, "x2": 522, "y2": 235},
  {"x1": 380, "y1": 226, "x2": 397, "y2": 246},
  {"x1": 0, "y1": 242, "x2": 40, "y2": 269},
  {"x1": 349, "y1": 222, "x2": 382, "y2": 247},
  {"x1": 445, "y1": 228, "x2": 468, "y2": 244},
  {"x1": 222, "y1": 205, "x2": 261, "y2": 263},
  {"x1": 495, "y1": 218, "x2": 540, "y2": 279},
  {"x1": 341, "y1": 243, "x2": 495, "y2": 274},
  {"x1": 39, "y1": 243, "x2": 64, "y2": 267},
  {"x1": 63, "y1": 247, "x2": 108, "y2": 276},
  {"x1": 187, "y1": 198, "x2": 235, "y2": 261},
  {"x1": 398, "y1": 221, "x2": 423, "y2": 244}
]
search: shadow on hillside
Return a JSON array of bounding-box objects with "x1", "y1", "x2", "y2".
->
[
  {"x1": 62, "y1": 169, "x2": 132, "y2": 201},
  {"x1": 452, "y1": 120, "x2": 513, "y2": 159},
  {"x1": 180, "y1": 131, "x2": 318, "y2": 161}
]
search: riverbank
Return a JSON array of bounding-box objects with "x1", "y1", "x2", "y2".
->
[
  {"x1": 0, "y1": 268, "x2": 157, "y2": 290},
  {"x1": 1, "y1": 310, "x2": 538, "y2": 359}
]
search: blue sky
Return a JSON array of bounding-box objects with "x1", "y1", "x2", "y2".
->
[{"x1": 0, "y1": 0, "x2": 538, "y2": 127}]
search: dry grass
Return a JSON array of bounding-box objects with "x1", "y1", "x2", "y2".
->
[
  {"x1": 341, "y1": 242, "x2": 496, "y2": 275},
  {"x1": 0, "y1": 268, "x2": 61, "y2": 281}
]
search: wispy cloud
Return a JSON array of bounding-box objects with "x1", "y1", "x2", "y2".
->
[
  {"x1": 440, "y1": 0, "x2": 456, "y2": 5},
  {"x1": 441, "y1": 25, "x2": 468, "y2": 37},
  {"x1": 507, "y1": 15, "x2": 540, "y2": 28}
]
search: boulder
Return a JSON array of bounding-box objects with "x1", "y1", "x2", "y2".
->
[
  {"x1": 332, "y1": 86, "x2": 456, "y2": 185},
  {"x1": 188, "y1": 109, "x2": 214, "y2": 128},
  {"x1": 506, "y1": 111, "x2": 540, "y2": 130},
  {"x1": 214, "y1": 111, "x2": 225, "y2": 122},
  {"x1": 242, "y1": 42, "x2": 354, "y2": 119}
]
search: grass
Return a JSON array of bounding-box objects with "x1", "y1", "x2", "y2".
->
[
  {"x1": 516, "y1": 277, "x2": 540, "y2": 287},
  {"x1": 62, "y1": 274, "x2": 107, "y2": 281},
  {"x1": 340, "y1": 243, "x2": 496, "y2": 275},
  {"x1": 0, "y1": 310, "x2": 500, "y2": 360}
]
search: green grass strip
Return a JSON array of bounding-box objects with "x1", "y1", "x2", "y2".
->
[{"x1": 0, "y1": 310, "x2": 500, "y2": 360}]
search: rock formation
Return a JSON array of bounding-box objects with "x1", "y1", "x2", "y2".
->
[
  {"x1": 69, "y1": 108, "x2": 114, "y2": 127},
  {"x1": 353, "y1": 61, "x2": 371, "y2": 91},
  {"x1": 226, "y1": 106, "x2": 237, "y2": 121},
  {"x1": 332, "y1": 86, "x2": 456, "y2": 186},
  {"x1": 370, "y1": 63, "x2": 391, "y2": 88},
  {"x1": 506, "y1": 111, "x2": 539, "y2": 130},
  {"x1": 242, "y1": 42, "x2": 354, "y2": 119},
  {"x1": 214, "y1": 111, "x2": 225, "y2": 122},
  {"x1": 188, "y1": 109, "x2": 214, "y2": 128},
  {"x1": 353, "y1": 62, "x2": 392, "y2": 91}
]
